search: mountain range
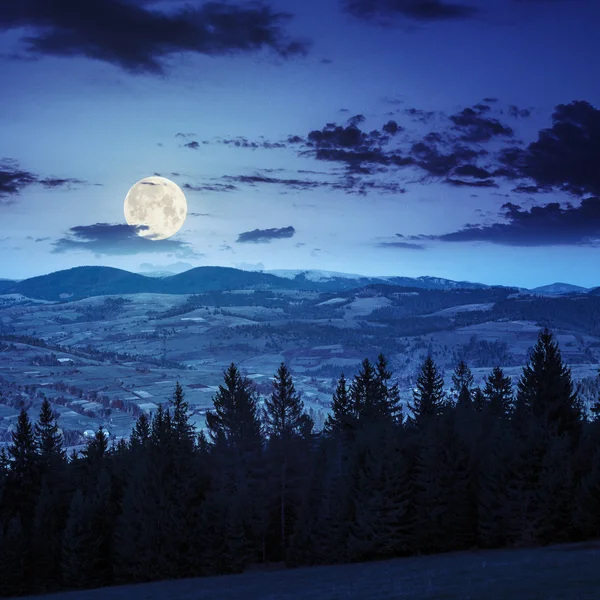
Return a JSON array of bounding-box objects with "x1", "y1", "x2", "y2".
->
[{"x1": 0, "y1": 266, "x2": 595, "y2": 302}]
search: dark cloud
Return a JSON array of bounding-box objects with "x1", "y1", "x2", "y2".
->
[
  {"x1": 219, "y1": 136, "x2": 286, "y2": 149},
  {"x1": 343, "y1": 0, "x2": 478, "y2": 23},
  {"x1": 0, "y1": 159, "x2": 88, "y2": 201},
  {"x1": 175, "y1": 132, "x2": 195, "y2": 139},
  {"x1": 445, "y1": 178, "x2": 498, "y2": 188},
  {"x1": 0, "y1": 160, "x2": 37, "y2": 199},
  {"x1": 449, "y1": 107, "x2": 514, "y2": 142},
  {"x1": 473, "y1": 103, "x2": 491, "y2": 114},
  {"x1": 236, "y1": 226, "x2": 296, "y2": 243},
  {"x1": 382, "y1": 120, "x2": 402, "y2": 134},
  {"x1": 409, "y1": 198, "x2": 600, "y2": 246},
  {"x1": 410, "y1": 140, "x2": 481, "y2": 176},
  {"x1": 404, "y1": 107, "x2": 436, "y2": 123},
  {"x1": 483, "y1": 97, "x2": 498, "y2": 103},
  {"x1": 500, "y1": 100, "x2": 600, "y2": 196},
  {"x1": 1, "y1": 0, "x2": 308, "y2": 75},
  {"x1": 184, "y1": 141, "x2": 200, "y2": 150},
  {"x1": 51, "y1": 223, "x2": 200, "y2": 256},
  {"x1": 183, "y1": 182, "x2": 238, "y2": 193},
  {"x1": 508, "y1": 105, "x2": 532, "y2": 118},
  {"x1": 347, "y1": 114, "x2": 366, "y2": 127}
]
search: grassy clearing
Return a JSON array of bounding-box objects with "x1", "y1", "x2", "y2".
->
[{"x1": 20, "y1": 540, "x2": 600, "y2": 600}]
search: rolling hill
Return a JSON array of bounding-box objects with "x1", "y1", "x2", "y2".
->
[{"x1": 0, "y1": 265, "x2": 597, "y2": 302}]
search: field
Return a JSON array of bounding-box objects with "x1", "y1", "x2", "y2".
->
[
  {"x1": 17, "y1": 540, "x2": 600, "y2": 600},
  {"x1": 2, "y1": 283, "x2": 600, "y2": 448}
]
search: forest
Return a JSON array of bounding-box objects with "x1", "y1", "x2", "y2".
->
[{"x1": 0, "y1": 327, "x2": 599, "y2": 597}]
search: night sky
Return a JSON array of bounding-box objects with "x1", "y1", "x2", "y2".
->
[{"x1": 1, "y1": 0, "x2": 599, "y2": 287}]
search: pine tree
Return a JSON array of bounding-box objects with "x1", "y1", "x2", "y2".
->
[
  {"x1": 407, "y1": 356, "x2": 446, "y2": 428},
  {"x1": 483, "y1": 366, "x2": 514, "y2": 418},
  {"x1": 206, "y1": 363, "x2": 263, "y2": 454},
  {"x1": 323, "y1": 373, "x2": 355, "y2": 437},
  {"x1": 169, "y1": 381, "x2": 195, "y2": 452},
  {"x1": 81, "y1": 427, "x2": 109, "y2": 464},
  {"x1": 263, "y1": 363, "x2": 310, "y2": 560},
  {"x1": 129, "y1": 412, "x2": 151, "y2": 450},
  {"x1": 34, "y1": 398, "x2": 66, "y2": 472},
  {"x1": 375, "y1": 353, "x2": 403, "y2": 424},
  {"x1": 7, "y1": 406, "x2": 39, "y2": 522},
  {"x1": 451, "y1": 360, "x2": 475, "y2": 408},
  {"x1": 263, "y1": 363, "x2": 306, "y2": 441},
  {"x1": 350, "y1": 358, "x2": 383, "y2": 425},
  {"x1": 9, "y1": 406, "x2": 38, "y2": 479},
  {"x1": 516, "y1": 328, "x2": 583, "y2": 441}
]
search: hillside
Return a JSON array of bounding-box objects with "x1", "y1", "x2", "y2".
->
[{"x1": 18, "y1": 540, "x2": 600, "y2": 600}]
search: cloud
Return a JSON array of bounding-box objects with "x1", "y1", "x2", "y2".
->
[
  {"x1": 236, "y1": 226, "x2": 296, "y2": 243},
  {"x1": 499, "y1": 100, "x2": 600, "y2": 196},
  {"x1": 222, "y1": 173, "x2": 326, "y2": 191},
  {"x1": 449, "y1": 107, "x2": 514, "y2": 142},
  {"x1": 51, "y1": 223, "x2": 201, "y2": 256},
  {"x1": 377, "y1": 240, "x2": 426, "y2": 250},
  {"x1": 184, "y1": 141, "x2": 200, "y2": 150},
  {"x1": 0, "y1": 159, "x2": 88, "y2": 201},
  {"x1": 508, "y1": 105, "x2": 532, "y2": 118},
  {"x1": 0, "y1": 160, "x2": 37, "y2": 199},
  {"x1": 1, "y1": 0, "x2": 309, "y2": 75},
  {"x1": 183, "y1": 182, "x2": 238, "y2": 193},
  {"x1": 408, "y1": 197, "x2": 600, "y2": 246},
  {"x1": 343, "y1": 0, "x2": 479, "y2": 23}
]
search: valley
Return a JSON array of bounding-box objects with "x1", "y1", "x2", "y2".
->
[{"x1": 1, "y1": 266, "x2": 600, "y2": 449}]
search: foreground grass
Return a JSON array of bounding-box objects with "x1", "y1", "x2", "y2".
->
[{"x1": 20, "y1": 540, "x2": 600, "y2": 600}]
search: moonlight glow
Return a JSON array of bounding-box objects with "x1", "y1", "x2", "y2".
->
[{"x1": 124, "y1": 176, "x2": 188, "y2": 240}]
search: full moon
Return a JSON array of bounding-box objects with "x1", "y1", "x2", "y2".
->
[{"x1": 124, "y1": 176, "x2": 188, "y2": 240}]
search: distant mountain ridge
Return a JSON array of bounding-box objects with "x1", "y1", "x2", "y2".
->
[{"x1": 0, "y1": 266, "x2": 593, "y2": 301}]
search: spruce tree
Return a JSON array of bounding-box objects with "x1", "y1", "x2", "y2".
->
[
  {"x1": 129, "y1": 412, "x2": 151, "y2": 450},
  {"x1": 263, "y1": 363, "x2": 309, "y2": 560},
  {"x1": 407, "y1": 356, "x2": 446, "y2": 428},
  {"x1": 350, "y1": 358, "x2": 382, "y2": 425},
  {"x1": 34, "y1": 398, "x2": 66, "y2": 472},
  {"x1": 7, "y1": 406, "x2": 39, "y2": 522},
  {"x1": 483, "y1": 366, "x2": 514, "y2": 418},
  {"x1": 323, "y1": 373, "x2": 355, "y2": 437},
  {"x1": 9, "y1": 406, "x2": 38, "y2": 479},
  {"x1": 451, "y1": 360, "x2": 475, "y2": 408},
  {"x1": 169, "y1": 381, "x2": 195, "y2": 452},
  {"x1": 263, "y1": 363, "x2": 306, "y2": 441},
  {"x1": 205, "y1": 363, "x2": 263, "y2": 454},
  {"x1": 375, "y1": 353, "x2": 403, "y2": 423},
  {"x1": 516, "y1": 328, "x2": 583, "y2": 441}
]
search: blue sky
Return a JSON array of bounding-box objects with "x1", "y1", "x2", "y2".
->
[{"x1": 1, "y1": 0, "x2": 599, "y2": 287}]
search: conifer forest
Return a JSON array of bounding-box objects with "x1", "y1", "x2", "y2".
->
[{"x1": 1, "y1": 327, "x2": 599, "y2": 597}]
